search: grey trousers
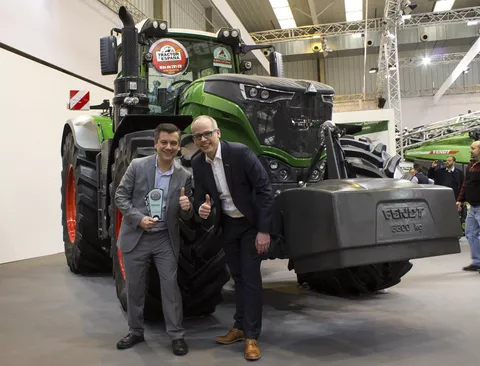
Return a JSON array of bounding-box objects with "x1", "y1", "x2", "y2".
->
[{"x1": 122, "y1": 229, "x2": 185, "y2": 340}]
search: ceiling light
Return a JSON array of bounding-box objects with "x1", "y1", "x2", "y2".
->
[
  {"x1": 269, "y1": 0, "x2": 297, "y2": 29},
  {"x1": 402, "y1": 14, "x2": 412, "y2": 20},
  {"x1": 344, "y1": 0, "x2": 363, "y2": 22},
  {"x1": 467, "y1": 20, "x2": 479, "y2": 26},
  {"x1": 433, "y1": 0, "x2": 455, "y2": 12},
  {"x1": 422, "y1": 57, "x2": 431, "y2": 65},
  {"x1": 369, "y1": 68, "x2": 378, "y2": 73}
]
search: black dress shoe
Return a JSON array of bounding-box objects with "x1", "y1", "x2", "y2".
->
[
  {"x1": 172, "y1": 338, "x2": 188, "y2": 355},
  {"x1": 463, "y1": 264, "x2": 480, "y2": 271},
  {"x1": 116, "y1": 333, "x2": 145, "y2": 349}
]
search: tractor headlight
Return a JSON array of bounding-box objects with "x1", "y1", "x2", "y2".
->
[
  {"x1": 239, "y1": 84, "x2": 294, "y2": 104},
  {"x1": 269, "y1": 160, "x2": 279, "y2": 170}
]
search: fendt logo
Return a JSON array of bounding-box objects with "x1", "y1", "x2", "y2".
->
[{"x1": 382, "y1": 207, "x2": 425, "y2": 220}]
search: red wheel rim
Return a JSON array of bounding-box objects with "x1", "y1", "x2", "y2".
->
[
  {"x1": 66, "y1": 165, "x2": 76, "y2": 243},
  {"x1": 116, "y1": 208, "x2": 126, "y2": 281}
]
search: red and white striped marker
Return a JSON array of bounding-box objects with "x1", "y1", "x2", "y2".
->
[{"x1": 69, "y1": 90, "x2": 90, "y2": 110}]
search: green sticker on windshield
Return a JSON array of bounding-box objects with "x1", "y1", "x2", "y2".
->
[{"x1": 213, "y1": 47, "x2": 232, "y2": 68}]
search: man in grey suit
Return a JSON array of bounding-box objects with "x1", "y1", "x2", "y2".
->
[{"x1": 114, "y1": 123, "x2": 193, "y2": 355}]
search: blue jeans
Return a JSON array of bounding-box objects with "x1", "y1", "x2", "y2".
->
[{"x1": 465, "y1": 205, "x2": 480, "y2": 265}]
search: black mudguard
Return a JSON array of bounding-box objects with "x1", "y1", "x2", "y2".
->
[{"x1": 278, "y1": 178, "x2": 462, "y2": 274}]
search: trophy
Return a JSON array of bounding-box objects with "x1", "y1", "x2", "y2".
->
[{"x1": 145, "y1": 188, "x2": 164, "y2": 221}]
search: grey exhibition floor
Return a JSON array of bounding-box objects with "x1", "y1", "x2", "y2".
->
[{"x1": 0, "y1": 238, "x2": 478, "y2": 366}]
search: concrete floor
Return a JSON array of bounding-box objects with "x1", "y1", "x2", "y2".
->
[{"x1": 0, "y1": 238, "x2": 478, "y2": 366}]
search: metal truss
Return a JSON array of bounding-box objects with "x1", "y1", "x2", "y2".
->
[
  {"x1": 376, "y1": 0, "x2": 403, "y2": 154},
  {"x1": 97, "y1": 0, "x2": 148, "y2": 23},
  {"x1": 399, "y1": 52, "x2": 480, "y2": 67},
  {"x1": 249, "y1": 6, "x2": 480, "y2": 44},
  {"x1": 397, "y1": 110, "x2": 480, "y2": 153},
  {"x1": 335, "y1": 84, "x2": 480, "y2": 104}
]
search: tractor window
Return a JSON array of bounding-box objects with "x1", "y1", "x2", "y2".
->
[{"x1": 146, "y1": 38, "x2": 235, "y2": 114}]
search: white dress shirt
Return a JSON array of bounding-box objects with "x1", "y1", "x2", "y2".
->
[{"x1": 206, "y1": 143, "x2": 244, "y2": 218}]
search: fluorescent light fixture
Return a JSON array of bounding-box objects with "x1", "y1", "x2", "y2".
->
[
  {"x1": 433, "y1": 0, "x2": 455, "y2": 12},
  {"x1": 467, "y1": 20, "x2": 479, "y2": 26},
  {"x1": 422, "y1": 57, "x2": 431, "y2": 65},
  {"x1": 402, "y1": 14, "x2": 412, "y2": 20},
  {"x1": 269, "y1": 0, "x2": 297, "y2": 29},
  {"x1": 344, "y1": 0, "x2": 363, "y2": 22}
]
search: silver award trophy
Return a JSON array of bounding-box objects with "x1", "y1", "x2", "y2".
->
[{"x1": 145, "y1": 188, "x2": 164, "y2": 220}]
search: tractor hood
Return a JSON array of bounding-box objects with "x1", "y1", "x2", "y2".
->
[
  {"x1": 202, "y1": 74, "x2": 334, "y2": 95},
  {"x1": 197, "y1": 74, "x2": 334, "y2": 159}
]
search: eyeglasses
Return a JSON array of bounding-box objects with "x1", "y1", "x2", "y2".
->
[{"x1": 192, "y1": 129, "x2": 218, "y2": 141}]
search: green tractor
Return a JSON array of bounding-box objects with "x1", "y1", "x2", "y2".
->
[{"x1": 60, "y1": 6, "x2": 462, "y2": 318}]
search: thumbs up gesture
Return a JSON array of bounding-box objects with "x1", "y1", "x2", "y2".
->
[
  {"x1": 199, "y1": 194, "x2": 211, "y2": 219},
  {"x1": 179, "y1": 187, "x2": 191, "y2": 211}
]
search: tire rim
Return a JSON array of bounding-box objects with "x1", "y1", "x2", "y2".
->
[
  {"x1": 66, "y1": 165, "x2": 76, "y2": 243},
  {"x1": 116, "y1": 208, "x2": 127, "y2": 281}
]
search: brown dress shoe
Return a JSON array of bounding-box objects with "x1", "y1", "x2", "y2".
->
[
  {"x1": 244, "y1": 339, "x2": 261, "y2": 360},
  {"x1": 215, "y1": 328, "x2": 245, "y2": 344}
]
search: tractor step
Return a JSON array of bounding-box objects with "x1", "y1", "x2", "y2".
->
[{"x1": 278, "y1": 178, "x2": 462, "y2": 274}]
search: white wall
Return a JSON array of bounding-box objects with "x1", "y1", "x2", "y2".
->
[
  {"x1": 164, "y1": 0, "x2": 207, "y2": 31},
  {"x1": 401, "y1": 94, "x2": 480, "y2": 129},
  {"x1": 0, "y1": 0, "x2": 117, "y2": 264},
  {"x1": 1, "y1": 0, "x2": 119, "y2": 87}
]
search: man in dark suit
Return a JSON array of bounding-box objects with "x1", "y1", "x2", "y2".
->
[
  {"x1": 190, "y1": 115, "x2": 274, "y2": 361},
  {"x1": 114, "y1": 123, "x2": 193, "y2": 355},
  {"x1": 428, "y1": 156, "x2": 464, "y2": 200},
  {"x1": 428, "y1": 156, "x2": 466, "y2": 230}
]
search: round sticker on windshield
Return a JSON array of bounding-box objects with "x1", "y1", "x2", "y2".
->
[
  {"x1": 149, "y1": 38, "x2": 189, "y2": 77},
  {"x1": 213, "y1": 47, "x2": 232, "y2": 69}
]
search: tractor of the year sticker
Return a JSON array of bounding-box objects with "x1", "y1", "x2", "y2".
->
[
  {"x1": 149, "y1": 39, "x2": 189, "y2": 77},
  {"x1": 213, "y1": 47, "x2": 232, "y2": 68}
]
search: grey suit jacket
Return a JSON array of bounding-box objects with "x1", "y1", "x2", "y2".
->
[{"x1": 114, "y1": 154, "x2": 193, "y2": 258}]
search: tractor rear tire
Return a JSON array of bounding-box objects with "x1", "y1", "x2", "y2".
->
[
  {"x1": 297, "y1": 139, "x2": 413, "y2": 296},
  {"x1": 61, "y1": 132, "x2": 111, "y2": 274},
  {"x1": 110, "y1": 130, "x2": 229, "y2": 319}
]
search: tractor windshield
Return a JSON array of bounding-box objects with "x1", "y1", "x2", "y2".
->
[
  {"x1": 243, "y1": 94, "x2": 332, "y2": 158},
  {"x1": 146, "y1": 37, "x2": 235, "y2": 114}
]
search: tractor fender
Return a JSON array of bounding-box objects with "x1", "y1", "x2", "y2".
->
[{"x1": 62, "y1": 115, "x2": 101, "y2": 154}]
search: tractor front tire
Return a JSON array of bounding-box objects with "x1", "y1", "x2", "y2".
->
[
  {"x1": 61, "y1": 132, "x2": 111, "y2": 274},
  {"x1": 297, "y1": 138, "x2": 413, "y2": 296},
  {"x1": 110, "y1": 130, "x2": 229, "y2": 319}
]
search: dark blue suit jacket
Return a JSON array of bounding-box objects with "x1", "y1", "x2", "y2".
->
[{"x1": 191, "y1": 140, "x2": 274, "y2": 233}]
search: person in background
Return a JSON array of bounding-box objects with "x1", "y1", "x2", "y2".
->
[
  {"x1": 189, "y1": 115, "x2": 274, "y2": 361},
  {"x1": 457, "y1": 141, "x2": 480, "y2": 272},
  {"x1": 428, "y1": 157, "x2": 464, "y2": 199},
  {"x1": 409, "y1": 164, "x2": 430, "y2": 184}
]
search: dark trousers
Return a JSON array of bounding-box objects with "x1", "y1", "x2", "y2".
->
[{"x1": 221, "y1": 215, "x2": 264, "y2": 340}]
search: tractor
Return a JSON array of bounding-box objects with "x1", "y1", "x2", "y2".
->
[{"x1": 60, "y1": 6, "x2": 462, "y2": 318}]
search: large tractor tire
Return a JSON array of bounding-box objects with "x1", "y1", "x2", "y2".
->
[
  {"x1": 297, "y1": 137, "x2": 413, "y2": 296},
  {"x1": 60, "y1": 132, "x2": 111, "y2": 274},
  {"x1": 109, "y1": 130, "x2": 229, "y2": 319}
]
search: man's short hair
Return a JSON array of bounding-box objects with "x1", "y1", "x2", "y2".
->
[
  {"x1": 154, "y1": 123, "x2": 180, "y2": 142},
  {"x1": 447, "y1": 156, "x2": 456, "y2": 162},
  {"x1": 191, "y1": 115, "x2": 218, "y2": 129}
]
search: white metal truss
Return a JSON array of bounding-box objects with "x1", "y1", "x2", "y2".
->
[
  {"x1": 97, "y1": 0, "x2": 148, "y2": 23},
  {"x1": 399, "y1": 52, "x2": 480, "y2": 67},
  {"x1": 335, "y1": 84, "x2": 480, "y2": 104},
  {"x1": 397, "y1": 110, "x2": 480, "y2": 153},
  {"x1": 376, "y1": 0, "x2": 403, "y2": 155},
  {"x1": 249, "y1": 6, "x2": 480, "y2": 44}
]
